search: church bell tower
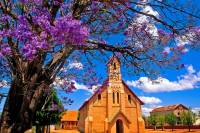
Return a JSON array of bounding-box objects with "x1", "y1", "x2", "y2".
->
[
  {"x1": 107, "y1": 56, "x2": 125, "y2": 120},
  {"x1": 108, "y1": 56, "x2": 122, "y2": 83}
]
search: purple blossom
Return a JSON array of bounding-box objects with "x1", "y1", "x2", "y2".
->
[
  {"x1": 0, "y1": 44, "x2": 12, "y2": 56},
  {"x1": 35, "y1": 40, "x2": 49, "y2": 50},
  {"x1": 53, "y1": 0, "x2": 63, "y2": 6},
  {"x1": 158, "y1": 29, "x2": 166, "y2": 36},
  {"x1": 50, "y1": 103, "x2": 58, "y2": 111},
  {"x1": 0, "y1": 14, "x2": 12, "y2": 23},
  {"x1": 21, "y1": 44, "x2": 37, "y2": 60},
  {"x1": 0, "y1": 2, "x2": 89, "y2": 61},
  {"x1": 19, "y1": 0, "x2": 42, "y2": 5},
  {"x1": 52, "y1": 15, "x2": 89, "y2": 45}
]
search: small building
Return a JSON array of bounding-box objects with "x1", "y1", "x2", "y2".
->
[
  {"x1": 194, "y1": 116, "x2": 200, "y2": 125},
  {"x1": 78, "y1": 56, "x2": 145, "y2": 133},
  {"x1": 61, "y1": 110, "x2": 79, "y2": 130},
  {"x1": 150, "y1": 104, "x2": 189, "y2": 124}
]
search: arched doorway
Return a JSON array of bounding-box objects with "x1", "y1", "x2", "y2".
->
[{"x1": 116, "y1": 119, "x2": 123, "y2": 133}]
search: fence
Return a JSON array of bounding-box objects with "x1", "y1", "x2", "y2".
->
[{"x1": 146, "y1": 125, "x2": 200, "y2": 129}]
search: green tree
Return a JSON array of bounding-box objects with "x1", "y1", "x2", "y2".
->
[
  {"x1": 142, "y1": 115, "x2": 148, "y2": 127},
  {"x1": 181, "y1": 109, "x2": 196, "y2": 132},
  {"x1": 165, "y1": 113, "x2": 177, "y2": 132},
  {"x1": 32, "y1": 89, "x2": 64, "y2": 133},
  {"x1": 157, "y1": 114, "x2": 165, "y2": 131},
  {"x1": 148, "y1": 114, "x2": 158, "y2": 130}
]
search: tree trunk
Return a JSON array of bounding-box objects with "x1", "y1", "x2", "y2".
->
[
  {"x1": 0, "y1": 81, "x2": 51, "y2": 133},
  {"x1": 36, "y1": 125, "x2": 45, "y2": 133},
  {"x1": 189, "y1": 125, "x2": 191, "y2": 132},
  {"x1": 0, "y1": 81, "x2": 24, "y2": 133}
]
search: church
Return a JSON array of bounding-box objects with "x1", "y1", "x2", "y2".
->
[{"x1": 78, "y1": 56, "x2": 145, "y2": 133}]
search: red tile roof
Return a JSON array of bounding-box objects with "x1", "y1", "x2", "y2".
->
[
  {"x1": 151, "y1": 104, "x2": 188, "y2": 113},
  {"x1": 61, "y1": 110, "x2": 79, "y2": 122}
]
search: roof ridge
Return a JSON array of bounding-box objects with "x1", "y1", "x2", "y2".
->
[{"x1": 151, "y1": 104, "x2": 188, "y2": 112}]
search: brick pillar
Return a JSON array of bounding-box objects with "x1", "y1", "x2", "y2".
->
[
  {"x1": 85, "y1": 118, "x2": 89, "y2": 133},
  {"x1": 137, "y1": 103, "x2": 145, "y2": 133},
  {"x1": 120, "y1": 85, "x2": 125, "y2": 113},
  {"x1": 104, "y1": 118, "x2": 108, "y2": 133},
  {"x1": 85, "y1": 116, "x2": 93, "y2": 133},
  {"x1": 107, "y1": 86, "x2": 113, "y2": 119}
]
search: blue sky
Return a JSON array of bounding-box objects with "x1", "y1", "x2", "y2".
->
[
  {"x1": 1, "y1": 49, "x2": 200, "y2": 115},
  {"x1": 58, "y1": 0, "x2": 200, "y2": 115},
  {"x1": 54, "y1": 48, "x2": 200, "y2": 116}
]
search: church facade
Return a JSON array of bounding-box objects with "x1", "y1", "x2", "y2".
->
[{"x1": 78, "y1": 56, "x2": 145, "y2": 133}]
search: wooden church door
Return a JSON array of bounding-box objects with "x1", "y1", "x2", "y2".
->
[{"x1": 116, "y1": 119, "x2": 123, "y2": 133}]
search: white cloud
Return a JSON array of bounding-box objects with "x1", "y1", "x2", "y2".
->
[
  {"x1": 0, "y1": 80, "x2": 9, "y2": 88},
  {"x1": 139, "y1": 96, "x2": 162, "y2": 104},
  {"x1": 142, "y1": 105, "x2": 162, "y2": 116},
  {"x1": 143, "y1": 6, "x2": 159, "y2": 17},
  {"x1": 73, "y1": 81, "x2": 97, "y2": 94},
  {"x1": 176, "y1": 32, "x2": 195, "y2": 47},
  {"x1": 175, "y1": 31, "x2": 198, "y2": 53},
  {"x1": 127, "y1": 65, "x2": 200, "y2": 93},
  {"x1": 142, "y1": 106, "x2": 154, "y2": 116},
  {"x1": 73, "y1": 81, "x2": 88, "y2": 90},
  {"x1": 187, "y1": 65, "x2": 195, "y2": 74},
  {"x1": 192, "y1": 107, "x2": 200, "y2": 114},
  {"x1": 53, "y1": 77, "x2": 97, "y2": 94},
  {"x1": 129, "y1": 5, "x2": 159, "y2": 38},
  {"x1": 60, "y1": 62, "x2": 83, "y2": 73},
  {"x1": 163, "y1": 47, "x2": 171, "y2": 54},
  {"x1": 68, "y1": 62, "x2": 83, "y2": 70},
  {"x1": 140, "y1": 96, "x2": 162, "y2": 116},
  {"x1": 139, "y1": 96, "x2": 162, "y2": 116}
]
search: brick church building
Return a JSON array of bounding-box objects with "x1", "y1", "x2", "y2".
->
[{"x1": 78, "y1": 56, "x2": 145, "y2": 133}]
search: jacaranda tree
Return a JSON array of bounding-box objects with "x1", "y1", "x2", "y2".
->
[{"x1": 0, "y1": 0, "x2": 200, "y2": 132}]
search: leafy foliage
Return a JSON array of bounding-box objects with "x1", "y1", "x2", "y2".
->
[
  {"x1": 33, "y1": 89, "x2": 64, "y2": 126},
  {"x1": 165, "y1": 113, "x2": 177, "y2": 131},
  {"x1": 180, "y1": 109, "x2": 196, "y2": 132},
  {"x1": 157, "y1": 114, "x2": 165, "y2": 130},
  {"x1": 148, "y1": 114, "x2": 158, "y2": 130}
]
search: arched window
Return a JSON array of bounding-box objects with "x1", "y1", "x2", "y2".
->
[
  {"x1": 113, "y1": 92, "x2": 115, "y2": 104},
  {"x1": 113, "y1": 63, "x2": 116, "y2": 70},
  {"x1": 128, "y1": 95, "x2": 131, "y2": 103},
  {"x1": 98, "y1": 94, "x2": 101, "y2": 101},
  {"x1": 117, "y1": 92, "x2": 119, "y2": 104}
]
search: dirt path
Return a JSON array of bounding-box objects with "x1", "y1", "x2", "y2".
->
[
  {"x1": 146, "y1": 129, "x2": 200, "y2": 133},
  {"x1": 51, "y1": 129, "x2": 200, "y2": 133},
  {"x1": 51, "y1": 129, "x2": 80, "y2": 133}
]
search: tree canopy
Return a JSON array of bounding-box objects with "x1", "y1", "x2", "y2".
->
[
  {"x1": 0, "y1": 0, "x2": 200, "y2": 89},
  {"x1": 181, "y1": 109, "x2": 196, "y2": 132},
  {"x1": 165, "y1": 113, "x2": 177, "y2": 131}
]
